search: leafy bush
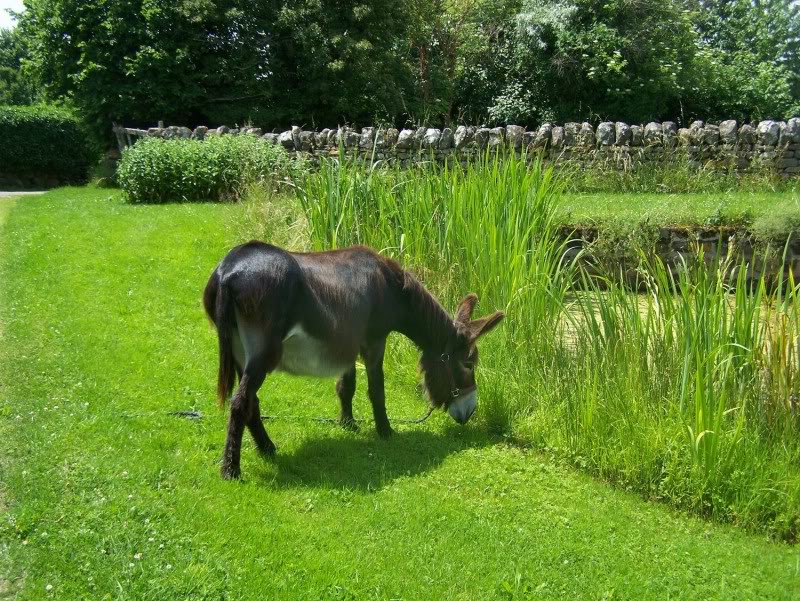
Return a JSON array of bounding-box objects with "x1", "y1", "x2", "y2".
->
[
  {"x1": 0, "y1": 105, "x2": 96, "y2": 184},
  {"x1": 117, "y1": 135, "x2": 306, "y2": 203}
]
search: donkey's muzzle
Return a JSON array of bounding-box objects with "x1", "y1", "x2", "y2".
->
[{"x1": 448, "y1": 390, "x2": 477, "y2": 424}]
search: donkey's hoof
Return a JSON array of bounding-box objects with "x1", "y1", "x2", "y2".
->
[
  {"x1": 376, "y1": 424, "x2": 394, "y2": 438},
  {"x1": 220, "y1": 463, "x2": 241, "y2": 480},
  {"x1": 339, "y1": 416, "x2": 360, "y2": 432},
  {"x1": 259, "y1": 441, "x2": 278, "y2": 457}
]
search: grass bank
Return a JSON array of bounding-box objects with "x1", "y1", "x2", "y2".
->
[
  {"x1": 559, "y1": 190, "x2": 800, "y2": 246},
  {"x1": 560, "y1": 190, "x2": 800, "y2": 227},
  {"x1": 1, "y1": 189, "x2": 799, "y2": 598}
]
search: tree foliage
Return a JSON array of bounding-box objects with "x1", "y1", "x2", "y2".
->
[
  {"x1": 443, "y1": 0, "x2": 798, "y2": 124},
  {"x1": 13, "y1": 0, "x2": 800, "y2": 133},
  {"x1": 685, "y1": 0, "x2": 800, "y2": 120},
  {"x1": 18, "y1": 0, "x2": 420, "y2": 130},
  {"x1": 0, "y1": 28, "x2": 37, "y2": 105}
]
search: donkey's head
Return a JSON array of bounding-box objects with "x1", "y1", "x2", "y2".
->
[{"x1": 420, "y1": 294, "x2": 504, "y2": 424}]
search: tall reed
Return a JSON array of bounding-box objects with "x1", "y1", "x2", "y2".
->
[
  {"x1": 565, "y1": 251, "x2": 800, "y2": 536},
  {"x1": 296, "y1": 152, "x2": 575, "y2": 347}
]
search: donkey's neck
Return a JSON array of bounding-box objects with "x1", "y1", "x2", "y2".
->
[{"x1": 396, "y1": 270, "x2": 457, "y2": 352}]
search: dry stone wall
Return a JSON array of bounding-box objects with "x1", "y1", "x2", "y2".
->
[
  {"x1": 564, "y1": 226, "x2": 800, "y2": 291},
  {"x1": 130, "y1": 117, "x2": 800, "y2": 175}
]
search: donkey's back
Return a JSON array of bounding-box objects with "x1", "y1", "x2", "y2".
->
[
  {"x1": 204, "y1": 241, "x2": 400, "y2": 337},
  {"x1": 203, "y1": 242, "x2": 402, "y2": 401},
  {"x1": 204, "y1": 241, "x2": 301, "y2": 315}
]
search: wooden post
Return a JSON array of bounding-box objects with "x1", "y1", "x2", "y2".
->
[{"x1": 112, "y1": 122, "x2": 127, "y2": 153}]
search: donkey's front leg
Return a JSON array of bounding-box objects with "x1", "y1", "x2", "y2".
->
[
  {"x1": 336, "y1": 365, "x2": 358, "y2": 431},
  {"x1": 362, "y1": 339, "x2": 393, "y2": 438}
]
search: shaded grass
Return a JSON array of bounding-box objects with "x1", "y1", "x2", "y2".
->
[{"x1": 1, "y1": 189, "x2": 799, "y2": 598}]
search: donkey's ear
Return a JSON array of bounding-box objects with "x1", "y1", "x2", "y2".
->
[
  {"x1": 468, "y1": 311, "x2": 505, "y2": 340},
  {"x1": 455, "y1": 293, "x2": 479, "y2": 324}
]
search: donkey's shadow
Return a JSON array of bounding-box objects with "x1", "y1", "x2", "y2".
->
[{"x1": 260, "y1": 427, "x2": 493, "y2": 491}]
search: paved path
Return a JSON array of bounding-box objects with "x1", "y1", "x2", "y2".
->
[{"x1": 0, "y1": 191, "x2": 46, "y2": 198}]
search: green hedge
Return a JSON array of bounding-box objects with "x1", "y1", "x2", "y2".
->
[
  {"x1": 0, "y1": 105, "x2": 96, "y2": 183},
  {"x1": 117, "y1": 135, "x2": 306, "y2": 203}
]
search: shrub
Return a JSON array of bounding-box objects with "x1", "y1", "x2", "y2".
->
[
  {"x1": 0, "y1": 105, "x2": 96, "y2": 185},
  {"x1": 117, "y1": 135, "x2": 306, "y2": 203}
]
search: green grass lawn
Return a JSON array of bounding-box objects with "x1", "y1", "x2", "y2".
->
[
  {"x1": 559, "y1": 190, "x2": 800, "y2": 234},
  {"x1": 1, "y1": 188, "x2": 799, "y2": 599}
]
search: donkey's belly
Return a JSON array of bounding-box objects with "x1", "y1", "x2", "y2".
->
[{"x1": 278, "y1": 324, "x2": 352, "y2": 378}]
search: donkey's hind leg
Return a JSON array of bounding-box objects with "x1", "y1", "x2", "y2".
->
[
  {"x1": 336, "y1": 365, "x2": 358, "y2": 431},
  {"x1": 247, "y1": 395, "x2": 277, "y2": 456},
  {"x1": 222, "y1": 321, "x2": 281, "y2": 480},
  {"x1": 231, "y1": 334, "x2": 275, "y2": 455}
]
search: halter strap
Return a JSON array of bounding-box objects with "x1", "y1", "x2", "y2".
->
[{"x1": 439, "y1": 353, "x2": 475, "y2": 399}]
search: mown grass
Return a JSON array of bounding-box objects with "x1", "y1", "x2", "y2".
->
[
  {"x1": 562, "y1": 156, "x2": 800, "y2": 196},
  {"x1": 2, "y1": 189, "x2": 799, "y2": 598},
  {"x1": 559, "y1": 191, "x2": 800, "y2": 231},
  {"x1": 290, "y1": 156, "x2": 800, "y2": 542}
]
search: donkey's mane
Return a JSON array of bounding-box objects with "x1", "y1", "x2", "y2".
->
[{"x1": 398, "y1": 267, "x2": 456, "y2": 352}]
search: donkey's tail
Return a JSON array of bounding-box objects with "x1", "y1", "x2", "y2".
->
[{"x1": 203, "y1": 270, "x2": 237, "y2": 408}]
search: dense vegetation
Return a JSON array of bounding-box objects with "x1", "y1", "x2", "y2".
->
[
  {"x1": 1, "y1": 189, "x2": 798, "y2": 598},
  {"x1": 7, "y1": 0, "x2": 798, "y2": 132},
  {"x1": 0, "y1": 105, "x2": 96, "y2": 183},
  {"x1": 117, "y1": 136, "x2": 304, "y2": 203},
  {"x1": 290, "y1": 156, "x2": 800, "y2": 540},
  {"x1": 0, "y1": 28, "x2": 36, "y2": 105}
]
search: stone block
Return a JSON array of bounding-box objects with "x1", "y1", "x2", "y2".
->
[
  {"x1": 396, "y1": 129, "x2": 415, "y2": 149},
  {"x1": 535, "y1": 123, "x2": 553, "y2": 148},
  {"x1": 551, "y1": 126, "x2": 565, "y2": 148},
  {"x1": 278, "y1": 130, "x2": 294, "y2": 149},
  {"x1": 757, "y1": 120, "x2": 780, "y2": 146},
  {"x1": 597, "y1": 122, "x2": 615, "y2": 145},
  {"x1": 440, "y1": 127, "x2": 454, "y2": 149},
  {"x1": 719, "y1": 120, "x2": 737, "y2": 144},
  {"x1": 488, "y1": 127, "x2": 505, "y2": 147},
  {"x1": 505, "y1": 124, "x2": 524, "y2": 149}
]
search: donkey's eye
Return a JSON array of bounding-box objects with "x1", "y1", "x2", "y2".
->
[{"x1": 463, "y1": 361, "x2": 474, "y2": 370}]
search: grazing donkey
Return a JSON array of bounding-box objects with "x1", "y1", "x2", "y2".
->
[{"x1": 203, "y1": 242, "x2": 504, "y2": 479}]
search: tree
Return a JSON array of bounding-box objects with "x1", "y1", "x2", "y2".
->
[
  {"x1": 446, "y1": 0, "x2": 799, "y2": 125},
  {"x1": 18, "y1": 0, "x2": 423, "y2": 131},
  {"x1": 262, "y1": 1, "x2": 419, "y2": 127},
  {"x1": 16, "y1": 0, "x2": 799, "y2": 132},
  {"x1": 0, "y1": 27, "x2": 37, "y2": 105},
  {"x1": 19, "y1": 0, "x2": 275, "y2": 130},
  {"x1": 683, "y1": 0, "x2": 800, "y2": 120},
  {"x1": 401, "y1": 0, "x2": 519, "y2": 123},
  {"x1": 452, "y1": 0, "x2": 700, "y2": 125}
]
